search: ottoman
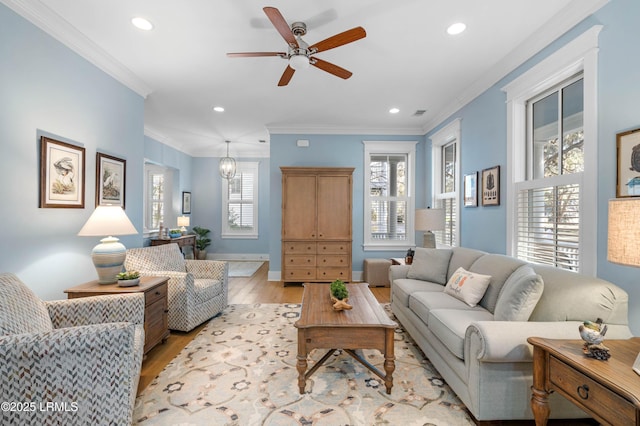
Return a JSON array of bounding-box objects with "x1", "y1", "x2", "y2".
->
[{"x1": 363, "y1": 258, "x2": 392, "y2": 287}]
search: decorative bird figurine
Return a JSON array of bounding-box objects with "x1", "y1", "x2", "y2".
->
[{"x1": 579, "y1": 318, "x2": 610, "y2": 360}]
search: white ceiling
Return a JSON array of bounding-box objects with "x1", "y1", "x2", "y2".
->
[{"x1": 4, "y1": 0, "x2": 606, "y2": 157}]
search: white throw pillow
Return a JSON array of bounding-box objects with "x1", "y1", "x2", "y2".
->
[
  {"x1": 444, "y1": 267, "x2": 492, "y2": 307},
  {"x1": 407, "y1": 248, "x2": 453, "y2": 285},
  {"x1": 494, "y1": 266, "x2": 544, "y2": 321}
]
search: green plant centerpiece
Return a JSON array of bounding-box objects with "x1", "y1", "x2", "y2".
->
[
  {"x1": 329, "y1": 279, "x2": 352, "y2": 311},
  {"x1": 191, "y1": 226, "x2": 211, "y2": 259},
  {"x1": 116, "y1": 270, "x2": 140, "y2": 287},
  {"x1": 169, "y1": 228, "x2": 182, "y2": 238}
]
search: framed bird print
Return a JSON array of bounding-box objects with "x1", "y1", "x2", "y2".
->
[
  {"x1": 481, "y1": 165, "x2": 500, "y2": 206},
  {"x1": 39, "y1": 136, "x2": 85, "y2": 208},
  {"x1": 616, "y1": 127, "x2": 640, "y2": 198},
  {"x1": 96, "y1": 152, "x2": 126, "y2": 207}
]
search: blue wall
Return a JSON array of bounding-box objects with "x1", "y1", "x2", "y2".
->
[
  {"x1": 268, "y1": 134, "x2": 426, "y2": 279},
  {"x1": 425, "y1": 0, "x2": 640, "y2": 333}
]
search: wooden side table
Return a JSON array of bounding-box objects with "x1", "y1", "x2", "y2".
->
[
  {"x1": 65, "y1": 276, "x2": 170, "y2": 354},
  {"x1": 528, "y1": 336, "x2": 640, "y2": 425},
  {"x1": 151, "y1": 234, "x2": 197, "y2": 257}
]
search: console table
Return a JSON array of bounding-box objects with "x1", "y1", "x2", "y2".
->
[
  {"x1": 151, "y1": 234, "x2": 196, "y2": 257},
  {"x1": 528, "y1": 336, "x2": 640, "y2": 425},
  {"x1": 65, "y1": 276, "x2": 170, "y2": 354}
]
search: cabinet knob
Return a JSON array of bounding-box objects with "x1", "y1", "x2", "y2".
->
[
  {"x1": 577, "y1": 385, "x2": 589, "y2": 400},
  {"x1": 164, "y1": 309, "x2": 169, "y2": 313},
  {"x1": 323, "y1": 259, "x2": 327, "y2": 263},
  {"x1": 155, "y1": 291, "x2": 161, "y2": 295}
]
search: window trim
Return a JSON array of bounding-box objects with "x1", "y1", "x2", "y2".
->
[
  {"x1": 363, "y1": 141, "x2": 418, "y2": 251},
  {"x1": 502, "y1": 25, "x2": 601, "y2": 275},
  {"x1": 431, "y1": 119, "x2": 461, "y2": 247},
  {"x1": 221, "y1": 161, "x2": 259, "y2": 239}
]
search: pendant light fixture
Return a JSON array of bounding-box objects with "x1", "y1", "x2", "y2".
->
[{"x1": 219, "y1": 140, "x2": 236, "y2": 179}]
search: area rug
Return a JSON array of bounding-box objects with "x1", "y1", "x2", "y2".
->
[
  {"x1": 227, "y1": 261, "x2": 264, "y2": 277},
  {"x1": 133, "y1": 304, "x2": 473, "y2": 425}
]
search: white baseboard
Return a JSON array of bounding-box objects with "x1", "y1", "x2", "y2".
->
[
  {"x1": 268, "y1": 270, "x2": 363, "y2": 282},
  {"x1": 210, "y1": 253, "x2": 269, "y2": 261}
]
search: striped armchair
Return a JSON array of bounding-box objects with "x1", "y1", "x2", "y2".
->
[
  {"x1": 124, "y1": 243, "x2": 228, "y2": 332},
  {"x1": 0, "y1": 272, "x2": 144, "y2": 426}
]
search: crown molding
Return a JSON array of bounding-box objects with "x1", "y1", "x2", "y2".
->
[
  {"x1": 265, "y1": 125, "x2": 424, "y2": 136},
  {"x1": 422, "y1": 0, "x2": 609, "y2": 134},
  {"x1": 1, "y1": 0, "x2": 152, "y2": 98}
]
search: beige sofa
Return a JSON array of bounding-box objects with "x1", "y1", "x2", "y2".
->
[{"x1": 390, "y1": 246, "x2": 633, "y2": 423}]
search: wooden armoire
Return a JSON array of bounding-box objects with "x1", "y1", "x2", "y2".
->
[{"x1": 281, "y1": 167, "x2": 354, "y2": 284}]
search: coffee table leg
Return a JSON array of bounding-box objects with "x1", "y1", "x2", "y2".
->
[
  {"x1": 296, "y1": 330, "x2": 308, "y2": 394},
  {"x1": 383, "y1": 329, "x2": 395, "y2": 394}
]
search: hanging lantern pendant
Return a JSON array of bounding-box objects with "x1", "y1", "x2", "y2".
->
[{"x1": 219, "y1": 140, "x2": 236, "y2": 179}]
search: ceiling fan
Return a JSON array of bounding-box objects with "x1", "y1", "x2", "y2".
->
[{"x1": 227, "y1": 7, "x2": 366, "y2": 86}]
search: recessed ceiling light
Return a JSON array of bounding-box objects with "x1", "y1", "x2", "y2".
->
[
  {"x1": 447, "y1": 22, "x2": 466, "y2": 35},
  {"x1": 131, "y1": 17, "x2": 153, "y2": 31},
  {"x1": 389, "y1": 108, "x2": 400, "y2": 114},
  {"x1": 213, "y1": 106, "x2": 225, "y2": 112}
]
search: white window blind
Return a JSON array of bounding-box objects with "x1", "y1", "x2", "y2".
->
[{"x1": 222, "y1": 162, "x2": 258, "y2": 238}]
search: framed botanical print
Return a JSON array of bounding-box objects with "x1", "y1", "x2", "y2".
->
[
  {"x1": 39, "y1": 136, "x2": 85, "y2": 208},
  {"x1": 481, "y1": 165, "x2": 500, "y2": 206},
  {"x1": 616, "y1": 127, "x2": 640, "y2": 198},
  {"x1": 463, "y1": 172, "x2": 478, "y2": 207},
  {"x1": 96, "y1": 152, "x2": 126, "y2": 207},
  {"x1": 182, "y1": 191, "x2": 191, "y2": 214}
]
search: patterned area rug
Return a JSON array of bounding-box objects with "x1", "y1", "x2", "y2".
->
[
  {"x1": 134, "y1": 304, "x2": 473, "y2": 425},
  {"x1": 227, "y1": 261, "x2": 264, "y2": 277}
]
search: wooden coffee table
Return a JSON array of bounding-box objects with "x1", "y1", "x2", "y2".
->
[{"x1": 294, "y1": 282, "x2": 397, "y2": 394}]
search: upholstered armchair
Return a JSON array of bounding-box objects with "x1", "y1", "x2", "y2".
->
[
  {"x1": 0, "y1": 272, "x2": 144, "y2": 426},
  {"x1": 124, "y1": 243, "x2": 228, "y2": 332}
]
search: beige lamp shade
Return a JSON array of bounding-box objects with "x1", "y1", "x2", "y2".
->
[
  {"x1": 608, "y1": 198, "x2": 640, "y2": 267},
  {"x1": 177, "y1": 216, "x2": 190, "y2": 227},
  {"x1": 78, "y1": 205, "x2": 138, "y2": 284},
  {"x1": 415, "y1": 208, "x2": 445, "y2": 248}
]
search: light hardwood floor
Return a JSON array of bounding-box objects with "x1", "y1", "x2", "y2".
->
[{"x1": 137, "y1": 261, "x2": 390, "y2": 393}]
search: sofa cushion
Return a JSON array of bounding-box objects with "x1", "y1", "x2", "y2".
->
[
  {"x1": 407, "y1": 248, "x2": 453, "y2": 285},
  {"x1": 409, "y1": 291, "x2": 485, "y2": 326},
  {"x1": 428, "y1": 308, "x2": 494, "y2": 359},
  {"x1": 469, "y1": 254, "x2": 527, "y2": 313},
  {"x1": 0, "y1": 273, "x2": 53, "y2": 335},
  {"x1": 193, "y1": 279, "x2": 223, "y2": 305},
  {"x1": 392, "y1": 278, "x2": 444, "y2": 307},
  {"x1": 444, "y1": 267, "x2": 492, "y2": 307},
  {"x1": 447, "y1": 247, "x2": 487, "y2": 281},
  {"x1": 494, "y1": 266, "x2": 544, "y2": 321}
]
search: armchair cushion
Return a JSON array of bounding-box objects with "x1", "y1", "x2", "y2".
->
[{"x1": 0, "y1": 273, "x2": 52, "y2": 335}]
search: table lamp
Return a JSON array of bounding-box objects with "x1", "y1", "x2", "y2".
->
[
  {"x1": 177, "y1": 216, "x2": 190, "y2": 234},
  {"x1": 608, "y1": 198, "x2": 640, "y2": 267},
  {"x1": 415, "y1": 208, "x2": 445, "y2": 248},
  {"x1": 78, "y1": 205, "x2": 138, "y2": 284}
]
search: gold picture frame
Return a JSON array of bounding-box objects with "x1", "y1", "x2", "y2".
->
[
  {"x1": 39, "y1": 136, "x2": 85, "y2": 208},
  {"x1": 616, "y1": 127, "x2": 640, "y2": 198}
]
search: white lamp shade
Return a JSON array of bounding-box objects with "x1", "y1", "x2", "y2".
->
[
  {"x1": 177, "y1": 216, "x2": 190, "y2": 227},
  {"x1": 78, "y1": 205, "x2": 138, "y2": 284},
  {"x1": 415, "y1": 208, "x2": 445, "y2": 231},
  {"x1": 608, "y1": 198, "x2": 640, "y2": 267}
]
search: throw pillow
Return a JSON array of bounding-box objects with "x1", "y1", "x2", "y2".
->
[
  {"x1": 444, "y1": 267, "x2": 492, "y2": 307},
  {"x1": 407, "y1": 248, "x2": 453, "y2": 285},
  {"x1": 494, "y1": 266, "x2": 544, "y2": 321}
]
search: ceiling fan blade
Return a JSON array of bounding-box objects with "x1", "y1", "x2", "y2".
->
[
  {"x1": 278, "y1": 66, "x2": 295, "y2": 86},
  {"x1": 310, "y1": 57, "x2": 352, "y2": 80},
  {"x1": 309, "y1": 26, "x2": 366, "y2": 53},
  {"x1": 227, "y1": 52, "x2": 286, "y2": 58},
  {"x1": 263, "y1": 7, "x2": 298, "y2": 48}
]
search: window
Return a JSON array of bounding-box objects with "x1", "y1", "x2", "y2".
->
[
  {"x1": 363, "y1": 141, "x2": 417, "y2": 250},
  {"x1": 222, "y1": 161, "x2": 259, "y2": 238},
  {"x1": 503, "y1": 26, "x2": 600, "y2": 275},
  {"x1": 431, "y1": 119, "x2": 460, "y2": 247},
  {"x1": 144, "y1": 163, "x2": 172, "y2": 234}
]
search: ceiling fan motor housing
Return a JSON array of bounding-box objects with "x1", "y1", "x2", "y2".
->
[{"x1": 291, "y1": 21, "x2": 307, "y2": 37}]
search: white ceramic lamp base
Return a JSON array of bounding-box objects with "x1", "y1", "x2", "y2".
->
[
  {"x1": 422, "y1": 231, "x2": 436, "y2": 248},
  {"x1": 91, "y1": 236, "x2": 126, "y2": 284}
]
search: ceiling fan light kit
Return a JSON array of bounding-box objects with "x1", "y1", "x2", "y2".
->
[{"x1": 227, "y1": 6, "x2": 366, "y2": 86}]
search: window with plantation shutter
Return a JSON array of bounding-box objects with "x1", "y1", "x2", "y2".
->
[
  {"x1": 431, "y1": 119, "x2": 460, "y2": 247},
  {"x1": 144, "y1": 164, "x2": 172, "y2": 234},
  {"x1": 222, "y1": 162, "x2": 259, "y2": 238}
]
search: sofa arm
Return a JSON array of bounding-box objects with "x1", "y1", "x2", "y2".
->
[
  {"x1": 389, "y1": 265, "x2": 410, "y2": 282},
  {"x1": 0, "y1": 323, "x2": 138, "y2": 425},
  {"x1": 185, "y1": 259, "x2": 228, "y2": 280},
  {"x1": 45, "y1": 293, "x2": 144, "y2": 329}
]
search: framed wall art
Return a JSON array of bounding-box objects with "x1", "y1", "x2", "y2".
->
[
  {"x1": 39, "y1": 136, "x2": 85, "y2": 208},
  {"x1": 616, "y1": 127, "x2": 640, "y2": 198},
  {"x1": 463, "y1": 172, "x2": 478, "y2": 207},
  {"x1": 96, "y1": 152, "x2": 126, "y2": 207},
  {"x1": 481, "y1": 165, "x2": 500, "y2": 206},
  {"x1": 182, "y1": 191, "x2": 192, "y2": 214}
]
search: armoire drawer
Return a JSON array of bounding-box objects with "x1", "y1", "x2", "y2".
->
[
  {"x1": 317, "y1": 242, "x2": 350, "y2": 254},
  {"x1": 317, "y1": 268, "x2": 350, "y2": 280},
  {"x1": 284, "y1": 255, "x2": 316, "y2": 266},
  {"x1": 283, "y1": 241, "x2": 316, "y2": 254},
  {"x1": 317, "y1": 255, "x2": 349, "y2": 267},
  {"x1": 283, "y1": 267, "x2": 316, "y2": 280}
]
